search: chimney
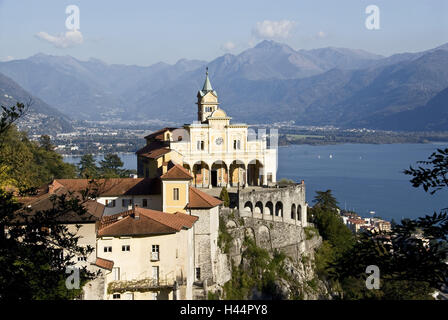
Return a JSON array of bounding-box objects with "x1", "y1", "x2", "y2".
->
[
  {"x1": 162, "y1": 161, "x2": 169, "y2": 174},
  {"x1": 134, "y1": 205, "x2": 139, "y2": 220}
]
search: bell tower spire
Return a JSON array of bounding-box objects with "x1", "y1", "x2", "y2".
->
[{"x1": 197, "y1": 67, "x2": 219, "y2": 123}]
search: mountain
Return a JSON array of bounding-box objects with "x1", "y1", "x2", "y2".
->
[
  {"x1": 364, "y1": 86, "x2": 448, "y2": 131},
  {"x1": 0, "y1": 72, "x2": 73, "y2": 134},
  {"x1": 1, "y1": 40, "x2": 448, "y2": 131},
  {"x1": 0, "y1": 54, "x2": 207, "y2": 120}
]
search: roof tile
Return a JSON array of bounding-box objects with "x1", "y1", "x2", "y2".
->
[{"x1": 187, "y1": 187, "x2": 222, "y2": 209}]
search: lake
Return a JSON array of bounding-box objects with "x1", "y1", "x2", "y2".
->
[{"x1": 64, "y1": 143, "x2": 448, "y2": 221}]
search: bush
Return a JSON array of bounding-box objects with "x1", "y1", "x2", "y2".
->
[{"x1": 219, "y1": 187, "x2": 230, "y2": 207}]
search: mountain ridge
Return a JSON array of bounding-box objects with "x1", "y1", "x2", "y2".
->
[{"x1": 1, "y1": 40, "x2": 448, "y2": 131}]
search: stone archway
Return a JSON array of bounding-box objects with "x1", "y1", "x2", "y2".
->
[
  {"x1": 275, "y1": 201, "x2": 283, "y2": 217},
  {"x1": 244, "y1": 201, "x2": 253, "y2": 213},
  {"x1": 229, "y1": 160, "x2": 246, "y2": 187},
  {"x1": 193, "y1": 161, "x2": 210, "y2": 188},
  {"x1": 247, "y1": 159, "x2": 264, "y2": 186},
  {"x1": 265, "y1": 201, "x2": 273, "y2": 215},
  {"x1": 298, "y1": 204, "x2": 302, "y2": 221},
  {"x1": 211, "y1": 160, "x2": 228, "y2": 187},
  {"x1": 291, "y1": 203, "x2": 296, "y2": 220},
  {"x1": 254, "y1": 201, "x2": 263, "y2": 214}
]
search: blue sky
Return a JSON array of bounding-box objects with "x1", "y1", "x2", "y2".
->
[{"x1": 0, "y1": 0, "x2": 447, "y2": 65}]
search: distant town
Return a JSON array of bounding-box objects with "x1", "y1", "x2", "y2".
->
[{"x1": 19, "y1": 118, "x2": 448, "y2": 156}]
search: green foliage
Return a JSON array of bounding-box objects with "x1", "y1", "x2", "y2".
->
[
  {"x1": 78, "y1": 154, "x2": 99, "y2": 179},
  {"x1": 310, "y1": 192, "x2": 354, "y2": 255},
  {"x1": 313, "y1": 189, "x2": 339, "y2": 210},
  {"x1": 207, "y1": 291, "x2": 220, "y2": 300},
  {"x1": 304, "y1": 226, "x2": 318, "y2": 240},
  {"x1": 404, "y1": 147, "x2": 448, "y2": 195},
  {"x1": 218, "y1": 216, "x2": 232, "y2": 254},
  {"x1": 314, "y1": 240, "x2": 336, "y2": 277},
  {"x1": 0, "y1": 125, "x2": 76, "y2": 190},
  {"x1": 219, "y1": 187, "x2": 230, "y2": 207},
  {"x1": 222, "y1": 238, "x2": 288, "y2": 300},
  {"x1": 0, "y1": 188, "x2": 98, "y2": 300},
  {"x1": 310, "y1": 185, "x2": 447, "y2": 300},
  {"x1": 98, "y1": 153, "x2": 135, "y2": 178},
  {"x1": 329, "y1": 212, "x2": 448, "y2": 300},
  {"x1": 0, "y1": 102, "x2": 97, "y2": 300},
  {"x1": 277, "y1": 178, "x2": 296, "y2": 186}
]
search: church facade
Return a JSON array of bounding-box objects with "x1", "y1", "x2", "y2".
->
[{"x1": 137, "y1": 70, "x2": 278, "y2": 188}]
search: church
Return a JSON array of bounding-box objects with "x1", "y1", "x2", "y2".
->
[{"x1": 136, "y1": 69, "x2": 278, "y2": 188}]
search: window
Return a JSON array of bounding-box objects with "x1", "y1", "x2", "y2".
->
[
  {"x1": 124, "y1": 293, "x2": 134, "y2": 300},
  {"x1": 77, "y1": 256, "x2": 87, "y2": 262},
  {"x1": 142, "y1": 199, "x2": 148, "y2": 207},
  {"x1": 196, "y1": 267, "x2": 201, "y2": 280},
  {"x1": 112, "y1": 293, "x2": 121, "y2": 300},
  {"x1": 122, "y1": 245, "x2": 130, "y2": 252},
  {"x1": 151, "y1": 245, "x2": 160, "y2": 261},
  {"x1": 173, "y1": 188, "x2": 179, "y2": 201},
  {"x1": 105, "y1": 199, "x2": 116, "y2": 207},
  {"x1": 233, "y1": 140, "x2": 241, "y2": 150},
  {"x1": 122, "y1": 199, "x2": 133, "y2": 207},
  {"x1": 104, "y1": 246, "x2": 112, "y2": 253},
  {"x1": 197, "y1": 140, "x2": 204, "y2": 151}
]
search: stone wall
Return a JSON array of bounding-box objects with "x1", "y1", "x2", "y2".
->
[
  {"x1": 210, "y1": 207, "x2": 321, "y2": 297},
  {"x1": 237, "y1": 183, "x2": 308, "y2": 227},
  {"x1": 220, "y1": 208, "x2": 320, "y2": 267}
]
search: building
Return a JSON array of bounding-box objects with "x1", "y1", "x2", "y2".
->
[
  {"x1": 36, "y1": 162, "x2": 222, "y2": 300},
  {"x1": 137, "y1": 70, "x2": 278, "y2": 188},
  {"x1": 95, "y1": 207, "x2": 198, "y2": 300}
]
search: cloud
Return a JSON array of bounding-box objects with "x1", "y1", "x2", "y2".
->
[
  {"x1": 0, "y1": 56, "x2": 15, "y2": 62},
  {"x1": 35, "y1": 30, "x2": 83, "y2": 48},
  {"x1": 221, "y1": 41, "x2": 236, "y2": 51},
  {"x1": 252, "y1": 20, "x2": 295, "y2": 39}
]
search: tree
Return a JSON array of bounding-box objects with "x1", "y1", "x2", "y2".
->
[
  {"x1": 0, "y1": 102, "x2": 97, "y2": 299},
  {"x1": 313, "y1": 189, "x2": 339, "y2": 210},
  {"x1": 219, "y1": 186, "x2": 230, "y2": 207},
  {"x1": 0, "y1": 188, "x2": 99, "y2": 300},
  {"x1": 99, "y1": 153, "x2": 126, "y2": 178},
  {"x1": 331, "y1": 212, "x2": 448, "y2": 300},
  {"x1": 39, "y1": 135, "x2": 54, "y2": 152},
  {"x1": 78, "y1": 154, "x2": 98, "y2": 179},
  {"x1": 325, "y1": 149, "x2": 448, "y2": 300},
  {"x1": 404, "y1": 148, "x2": 448, "y2": 196}
]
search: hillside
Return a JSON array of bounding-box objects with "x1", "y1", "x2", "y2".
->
[
  {"x1": 0, "y1": 72, "x2": 73, "y2": 134},
  {"x1": 1, "y1": 40, "x2": 448, "y2": 131}
]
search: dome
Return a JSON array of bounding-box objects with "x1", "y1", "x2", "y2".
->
[{"x1": 210, "y1": 109, "x2": 227, "y2": 118}]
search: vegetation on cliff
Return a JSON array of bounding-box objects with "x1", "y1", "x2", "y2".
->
[{"x1": 311, "y1": 147, "x2": 448, "y2": 300}]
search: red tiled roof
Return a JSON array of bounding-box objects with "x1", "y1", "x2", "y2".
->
[
  {"x1": 137, "y1": 146, "x2": 171, "y2": 159},
  {"x1": 160, "y1": 163, "x2": 193, "y2": 180},
  {"x1": 48, "y1": 178, "x2": 161, "y2": 196},
  {"x1": 98, "y1": 207, "x2": 198, "y2": 237},
  {"x1": 16, "y1": 186, "x2": 105, "y2": 223},
  {"x1": 94, "y1": 257, "x2": 114, "y2": 270},
  {"x1": 348, "y1": 218, "x2": 365, "y2": 224},
  {"x1": 187, "y1": 187, "x2": 222, "y2": 209},
  {"x1": 144, "y1": 127, "x2": 178, "y2": 141}
]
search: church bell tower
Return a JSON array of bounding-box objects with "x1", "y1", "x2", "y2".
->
[{"x1": 197, "y1": 68, "x2": 219, "y2": 123}]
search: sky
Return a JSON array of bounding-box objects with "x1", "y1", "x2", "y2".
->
[{"x1": 0, "y1": 0, "x2": 447, "y2": 66}]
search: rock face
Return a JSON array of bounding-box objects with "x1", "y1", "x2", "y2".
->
[{"x1": 213, "y1": 208, "x2": 331, "y2": 300}]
